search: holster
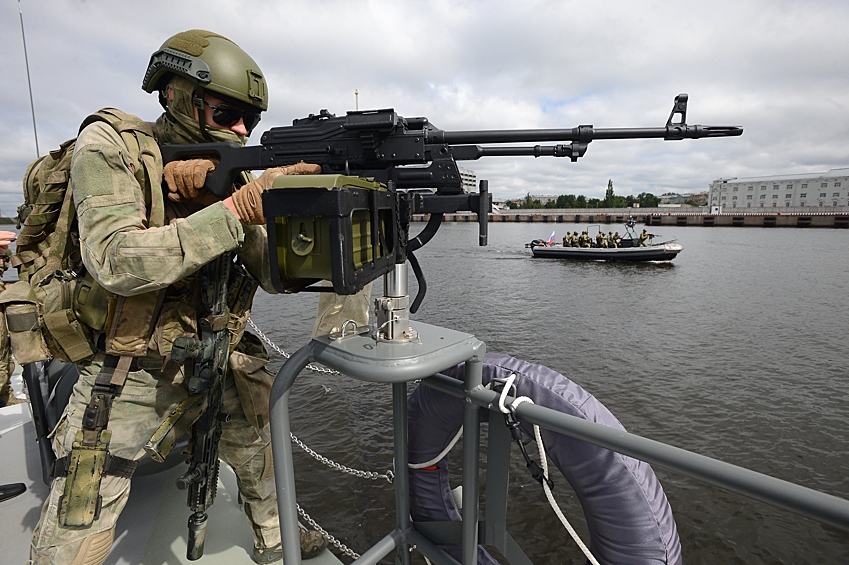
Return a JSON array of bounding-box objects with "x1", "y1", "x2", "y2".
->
[{"x1": 55, "y1": 290, "x2": 164, "y2": 527}]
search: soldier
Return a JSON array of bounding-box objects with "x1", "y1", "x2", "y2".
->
[
  {"x1": 28, "y1": 30, "x2": 352, "y2": 565},
  {"x1": 0, "y1": 232, "x2": 20, "y2": 407},
  {"x1": 639, "y1": 228, "x2": 650, "y2": 246},
  {"x1": 562, "y1": 233, "x2": 569, "y2": 247},
  {"x1": 612, "y1": 231, "x2": 621, "y2": 248},
  {"x1": 595, "y1": 231, "x2": 605, "y2": 248}
]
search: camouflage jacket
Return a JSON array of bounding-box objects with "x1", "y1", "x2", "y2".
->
[{"x1": 71, "y1": 120, "x2": 274, "y2": 297}]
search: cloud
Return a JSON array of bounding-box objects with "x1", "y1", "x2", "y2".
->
[{"x1": 1, "y1": 0, "x2": 847, "y2": 216}]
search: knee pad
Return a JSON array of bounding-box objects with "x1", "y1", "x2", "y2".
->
[{"x1": 70, "y1": 526, "x2": 114, "y2": 565}]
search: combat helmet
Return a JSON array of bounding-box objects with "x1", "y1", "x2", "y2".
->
[{"x1": 142, "y1": 30, "x2": 267, "y2": 139}]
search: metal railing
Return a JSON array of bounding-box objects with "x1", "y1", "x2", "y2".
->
[{"x1": 424, "y1": 372, "x2": 849, "y2": 532}]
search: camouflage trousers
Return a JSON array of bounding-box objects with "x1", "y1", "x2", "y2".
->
[{"x1": 30, "y1": 346, "x2": 279, "y2": 564}]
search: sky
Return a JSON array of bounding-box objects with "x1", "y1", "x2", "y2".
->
[{"x1": 2, "y1": 0, "x2": 848, "y2": 216}]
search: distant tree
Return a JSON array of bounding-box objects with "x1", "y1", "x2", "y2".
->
[
  {"x1": 576, "y1": 195, "x2": 587, "y2": 207},
  {"x1": 603, "y1": 179, "x2": 615, "y2": 207},
  {"x1": 555, "y1": 194, "x2": 577, "y2": 208},
  {"x1": 636, "y1": 192, "x2": 659, "y2": 207}
]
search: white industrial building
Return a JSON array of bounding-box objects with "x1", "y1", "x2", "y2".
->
[
  {"x1": 709, "y1": 168, "x2": 849, "y2": 211},
  {"x1": 459, "y1": 167, "x2": 477, "y2": 192}
]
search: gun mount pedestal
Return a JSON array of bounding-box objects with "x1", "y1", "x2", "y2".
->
[{"x1": 269, "y1": 319, "x2": 486, "y2": 565}]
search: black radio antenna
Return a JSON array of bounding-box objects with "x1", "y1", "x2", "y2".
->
[{"x1": 19, "y1": 0, "x2": 39, "y2": 158}]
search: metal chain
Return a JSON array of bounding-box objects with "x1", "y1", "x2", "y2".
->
[
  {"x1": 290, "y1": 432, "x2": 394, "y2": 483},
  {"x1": 298, "y1": 504, "x2": 361, "y2": 560},
  {"x1": 248, "y1": 317, "x2": 394, "y2": 560},
  {"x1": 247, "y1": 318, "x2": 341, "y2": 375}
]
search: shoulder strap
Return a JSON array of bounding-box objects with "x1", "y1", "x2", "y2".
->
[{"x1": 83, "y1": 108, "x2": 165, "y2": 229}]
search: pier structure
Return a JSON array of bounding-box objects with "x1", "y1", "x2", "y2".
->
[{"x1": 413, "y1": 211, "x2": 849, "y2": 228}]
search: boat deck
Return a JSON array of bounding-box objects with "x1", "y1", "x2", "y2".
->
[{"x1": 1, "y1": 374, "x2": 340, "y2": 565}]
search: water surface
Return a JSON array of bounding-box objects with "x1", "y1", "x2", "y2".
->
[{"x1": 250, "y1": 222, "x2": 849, "y2": 564}]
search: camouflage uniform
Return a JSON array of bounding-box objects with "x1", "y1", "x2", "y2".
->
[
  {"x1": 31, "y1": 119, "x2": 282, "y2": 562},
  {"x1": 0, "y1": 251, "x2": 20, "y2": 406}
]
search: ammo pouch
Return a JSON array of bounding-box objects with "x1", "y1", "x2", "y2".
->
[
  {"x1": 0, "y1": 280, "x2": 52, "y2": 364},
  {"x1": 0, "y1": 272, "x2": 105, "y2": 364}
]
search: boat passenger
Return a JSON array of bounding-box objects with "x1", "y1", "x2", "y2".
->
[
  {"x1": 596, "y1": 231, "x2": 605, "y2": 248},
  {"x1": 24, "y1": 29, "x2": 363, "y2": 565},
  {"x1": 612, "y1": 231, "x2": 621, "y2": 248},
  {"x1": 639, "y1": 228, "x2": 649, "y2": 246}
]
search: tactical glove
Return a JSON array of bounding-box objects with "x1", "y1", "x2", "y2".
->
[
  {"x1": 231, "y1": 161, "x2": 322, "y2": 225},
  {"x1": 163, "y1": 159, "x2": 217, "y2": 203}
]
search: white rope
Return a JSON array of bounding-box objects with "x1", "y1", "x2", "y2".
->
[
  {"x1": 533, "y1": 421, "x2": 601, "y2": 565},
  {"x1": 498, "y1": 375, "x2": 601, "y2": 565},
  {"x1": 408, "y1": 428, "x2": 463, "y2": 469}
]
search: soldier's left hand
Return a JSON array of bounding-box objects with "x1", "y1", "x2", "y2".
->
[{"x1": 229, "y1": 162, "x2": 322, "y2": 225}]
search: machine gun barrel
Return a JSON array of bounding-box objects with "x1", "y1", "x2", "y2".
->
[{"x1": 437, "y1": 124, "x2": 742, "y2": 145}]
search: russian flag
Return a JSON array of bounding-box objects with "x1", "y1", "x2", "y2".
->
[{"x1": 546, "y1": 230, "x2": 556, "y2": 245}]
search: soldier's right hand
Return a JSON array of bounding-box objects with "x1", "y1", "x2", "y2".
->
[{"x1": 163, "y1": 159, "x2": 217, "y2": 203}]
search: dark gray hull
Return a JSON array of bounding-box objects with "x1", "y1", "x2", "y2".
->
[{"x1": 531, "y1": 242, "x2": 683, "y2": 261}]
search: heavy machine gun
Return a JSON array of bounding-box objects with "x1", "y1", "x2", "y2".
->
[
  {"x1": 161, "y1": 94, "x2": 741, "y2": 307},
  {"x1": 158, "y1": 94, "x2": 740, "y2": 559}
]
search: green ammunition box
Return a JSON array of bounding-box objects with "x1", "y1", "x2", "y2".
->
[{"x1": 263, "y1": 175, "x2": 397, "y2": 295}]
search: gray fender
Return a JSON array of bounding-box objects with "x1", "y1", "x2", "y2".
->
[{"x1": 408, "y1": 352, "x2": 682, "y2": 565}]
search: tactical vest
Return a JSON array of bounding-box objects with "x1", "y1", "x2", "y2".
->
[
  {"x1": 2, "y1": 109, "x2": 166, "y2": 367},
  {"x1": 6, "y1": 108, "x2": 262, "y2": 528}
]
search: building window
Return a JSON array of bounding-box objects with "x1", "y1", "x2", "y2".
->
[
  {"x1": 761, "y1": 185, "x2": 767, "y2": 190},
  {"x1": 836, "y1": 182, "x2": 842, "y2": 187},
  {"x1": 760, "y1": 202, "x2": 764, "y2": 207},
  {"x1": 819, "y1": 201, "x2": 824, "y2": 207},
  {"x1": 834, "y1": 201, "x2": 839, "y2": 207},
  {"x1": 821, "y1": 183, "x2": 828, "y2": 188},
  {"x1": 759, "y1": 194, "x2": 766, "y2": 199},
  {"x1": 785, "y1": 202, "x2": 790, "y2": 207},
  {"x1": 732, "y1": 196, "x2": 738, "y2": 200},
  {"x1": 773, "y1": 185, "x2": 779, "y2": 190},
  {"x1": 802, "y1": 183, "x2": 807, "y2": 188},
  {"x1": 732, "y1": 202, "x2": 737, "y2": 208},
  {"x1": 820, "y1": 193, "x2": 827, "y2": 197},
  {"x1": 733, "y1": 187, "x2": 739, "y2": 191},
  {"x1": 772, "y1": 202, "x2": 777, "y2": 207},
  {"x1": 785, "y1": 194, "x2": 792, "y2": 198},
  {"x1": 833, "y1": 193, "x2": 840, "y2": 197},
  {"x1": 772, "y1": 194, "x2": 778, "y2": 199},
  {"x1": 787, "y1": 184, "x2": 793, "y2": 189},
  {"x1": 721, "y1": 196, "x2": 727, "y2": 200},
  {"x1": 801, "y1": 202, "x2": 805, "y2": 207},
  {"x1": 748, "y1": 186, "x2": 753, "y2": 191},
  {"x1": 747, "y1": 195, "x2": 753, "y2": 200},
  {"x1": 747, "y1": 203, "x2": 752, "y2": 208},
  {"x1": 800, "y1": 193, "x2": 807, "y2": 198}
]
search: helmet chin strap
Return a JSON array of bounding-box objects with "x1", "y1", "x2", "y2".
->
[{"x1": 192, "y1": 88, "x2": 216, "y2": 142}]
